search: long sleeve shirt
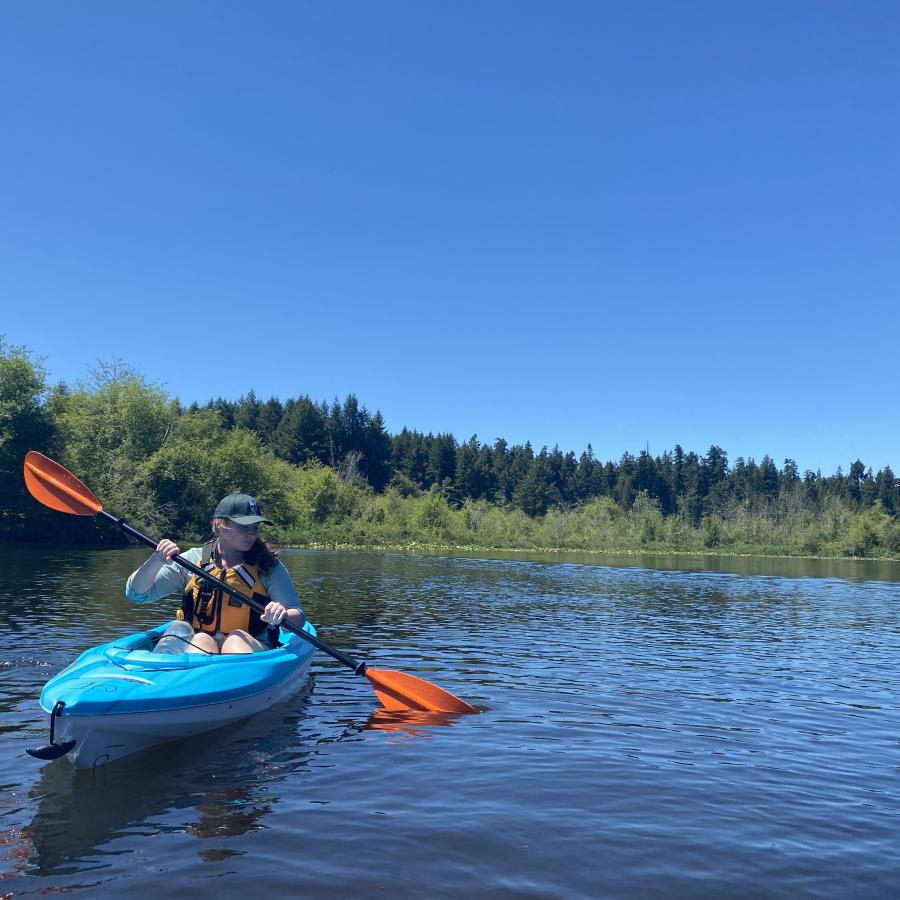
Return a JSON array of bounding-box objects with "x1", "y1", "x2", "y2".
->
[{"x1": 125, "y1": 546, "x2": 304, "y2": 616}]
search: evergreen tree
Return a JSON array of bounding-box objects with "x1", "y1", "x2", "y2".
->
[
  {"x1": 848, "y1": 459, "x2": 867, "y2": 505},
  {"x1": 573, "y1": 445, "x2": 603, "y2": 501},
  {"x1": 255, "y1": 396, "x2": 284, "y2": 445},
  {"x1": 673, "y1": 444, "x2": 685, "y2": 498},
  {"x1": 207, "y1": 396, "x2": 237, "y2": 429},
  {"x1": 508, "y1": 442, "x2": 535, "y2": 502},
  {"x1": 758, "y1": 456, "x2": 779, "y2": 501},
  {"x1": 272, "y1": 396, "x2": 328, "y2": 465},
  {"x1": 362, "y1": 411, "x2": 392, "y2": 491},
  {"x1": 233, "y1": 390, "x2": 261, "y2": 433},
  {"x1": 631, "y1": 450, "x2": 674, "y2": 513},
  {"x1": 680, "y1": 451, "x2": 702, "y2": 525},
  {"x1": 391, "y1": 428, "x2": 427, "y2": 486},
  {"x1": 428, "y1": 433, "x2": 458, "y2": 486},
  {"x1": 513, "y1": 449, "x2": 561, "y2": 516},
  {"x1": 455, "y1": 436, "x2": 495, "y2": 501},
  {"x1": 492, "y1": 438, "x2": 514, "y2": 501},
  {"x1": 860, "y1": 467, "x2": 878, "y2": 507},
  {"x1": 780, "y1": 458, "x2": 799, "y2": 490},
  {"x1": 615, "y1": 451, "x2": 638, "y2": 507},
  {"x1": 875, "y1": 466, "x2": 897, "y2": 515},
  {"x1": 803, "y1": 470, "x2": 820, "y2": 508},
  {"x1": 701, "y1": 445, "x2": 729, "y2": 503}
]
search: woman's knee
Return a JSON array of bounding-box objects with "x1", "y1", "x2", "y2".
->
[
  {"x1": 187, "y1": 632, "x2": 218, "y2": 654},
  {"x1": 221, "y1": 630, "x2": 262, "y2": 654}
]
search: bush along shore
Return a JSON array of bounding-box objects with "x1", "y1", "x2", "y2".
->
[
  {"x1": 267, "y1": 486, "x2": 900, "y2": 560},
  {"x1": 2, "y1": 339, "x2": 898, "y2": 560}
]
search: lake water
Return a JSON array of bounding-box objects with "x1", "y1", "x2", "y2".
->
[{"x1": 2, "y1": 547, "x2": 899, "y2": 898}]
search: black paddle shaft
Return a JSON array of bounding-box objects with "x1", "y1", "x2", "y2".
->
[{"x1": 101, "y1": 510, "x2": 367, "y2": 674}]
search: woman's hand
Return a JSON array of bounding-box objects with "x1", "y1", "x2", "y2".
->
[
  {"x1": 129, "y1": 538, "x2": 183, "y2": 596},
  {"x1": 154, "y1": 539, "x2": 181, "y2": 564},
  {"x1": 261, "y1": 601, "x2": 287, "y2": 626}
]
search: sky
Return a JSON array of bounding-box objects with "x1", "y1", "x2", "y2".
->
[{"x1": 2, "y1": 2, "x2": 897, "y2": 476}]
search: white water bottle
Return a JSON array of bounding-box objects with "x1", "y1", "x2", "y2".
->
[{"x1": 153, "y1": 619, "x2": 195, "y2": 654}]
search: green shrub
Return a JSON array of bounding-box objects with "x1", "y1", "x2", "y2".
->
[{"x1": 413, "y1": 488, "x2": 452, "y2": 537}]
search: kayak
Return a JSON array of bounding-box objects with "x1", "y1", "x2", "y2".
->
[{"x1": 32, "y1": 621, "x2": 318, "y2": 769}]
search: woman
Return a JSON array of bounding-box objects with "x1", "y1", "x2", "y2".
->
[{"x1": 126, "y1": 493, "x2": 304, "y2": 654}]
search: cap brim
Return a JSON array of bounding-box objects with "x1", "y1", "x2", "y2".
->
[{"x1": 227, "y1": 515, "x2": 273, "y2": 526}]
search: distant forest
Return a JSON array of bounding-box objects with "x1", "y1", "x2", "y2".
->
[
  {"x1": 203, "y1": 391, "x2": 898, "y2": 523},
  {"x1": 2, "y1": 340, "x2": 898, "y2": 558}
]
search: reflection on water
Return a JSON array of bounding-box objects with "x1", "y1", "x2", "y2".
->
[
  {"x1": 191, "y1": 786, "x2": 269, "y2": 842},
  {"x1": 16, "y1": 705, "x2": 306, "y2": 875},
  {"x1": 8, "y1": 675, "x2": 400, "y2": 878},
  {"x1": 7, "y1": 670, "x2": 456, "y2": 878},
  {"x1": 364, "y1": 708, "x2": 463, "y2": 736},
  {"x1": 408, "y1": 546, "x2": 900, "y2": 583}
]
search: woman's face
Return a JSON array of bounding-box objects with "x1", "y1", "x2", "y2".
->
[{"x1": 216, "y1": 519, "x2": 261, "y2": 554}]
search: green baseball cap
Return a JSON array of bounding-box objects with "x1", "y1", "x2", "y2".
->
[{"x1": 213, "y1": 493, "x2": 273, "y2": 525}]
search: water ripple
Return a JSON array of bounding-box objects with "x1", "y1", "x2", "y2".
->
[{"x1": 2, "y1": 548, "x2": 899, "y2": 897}]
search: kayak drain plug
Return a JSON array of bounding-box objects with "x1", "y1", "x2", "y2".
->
[{"x1": 27, "y1": 700, "x2": 76, "y2": 760}]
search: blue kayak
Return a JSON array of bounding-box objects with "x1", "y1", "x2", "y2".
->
[{"x1": 33, "y1": 621, "x2": 317, "y2": 769}]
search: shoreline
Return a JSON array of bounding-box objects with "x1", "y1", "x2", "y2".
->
[
  {"x1": 4, "y1": 533, "x2": 897, "y2": 564},
  {"x1": 280, "y1": 540, "x2": 900, "y2": 564}
]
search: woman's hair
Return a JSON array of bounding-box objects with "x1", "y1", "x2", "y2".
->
[
  {"x1": 212, "y1": 518, "x2": 279, "y2": 575},
  {"x1": 246, "y1": 538, "x2": 279, "y2": 575}
]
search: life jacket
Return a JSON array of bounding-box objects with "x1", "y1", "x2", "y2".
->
[{"x1": 180, "y1": 541, "x2": 273, "y2": 640}]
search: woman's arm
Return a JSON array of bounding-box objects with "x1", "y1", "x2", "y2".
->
[
  {"x1": 126, "y1": 544, "x2": 202, "y2": 604},
  {"x1": 260, "y1": 561, "x2": 306, "y2": 627}
]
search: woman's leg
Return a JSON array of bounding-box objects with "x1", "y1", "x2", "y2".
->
[
  {"x1": 221, "y1": 629, "x2": 266, "y2": 654},
  {"x1": 187, "y1": 632, "x2": 219, "y2": 654}
]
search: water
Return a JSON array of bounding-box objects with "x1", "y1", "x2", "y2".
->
[{"x1": 2, "y1": 546, "x2": 899, "y2": 898}]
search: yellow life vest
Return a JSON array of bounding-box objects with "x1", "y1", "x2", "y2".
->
[{"x1": 180, "y1": 541, "x2": 271, "y2": 638}]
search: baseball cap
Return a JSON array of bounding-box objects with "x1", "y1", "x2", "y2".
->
[{"x1": 213, "y1": 493, "x2": 273, "y2": 526}]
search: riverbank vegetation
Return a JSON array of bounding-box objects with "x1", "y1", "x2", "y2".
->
[{"x1": 2, "y1": 339, "x2": 898, "y2": 559}]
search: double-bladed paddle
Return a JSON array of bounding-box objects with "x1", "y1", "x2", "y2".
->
[{"x1": 24, "y1": 451, "x2": 476, "y2": 714}]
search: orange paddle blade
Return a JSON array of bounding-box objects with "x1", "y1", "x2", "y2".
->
[
  {"x1": 23, "y1": 451, "x2": 102, "y2": 516},
  {"x1": 365, "y1": 668, "x2": 477, "y2": 713}
]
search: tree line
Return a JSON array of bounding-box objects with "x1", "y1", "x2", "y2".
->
[
  {"x1": 2, "y1": 339, "x2": 898, "y2": 557},
  {"x1": 200, "y1": 391, "x2": 898, "y2": 524}
]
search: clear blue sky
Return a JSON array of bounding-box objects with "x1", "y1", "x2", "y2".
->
[{"x1": 2, "y1": 2, "x2": 897, "y2": 476}]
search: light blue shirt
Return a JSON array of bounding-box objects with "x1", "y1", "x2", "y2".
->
[{"x1": 126, "y1": 546, "x2": 304, "y2": 615}]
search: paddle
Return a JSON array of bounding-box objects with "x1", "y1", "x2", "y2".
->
[{"x1": 23, "y1": 451, "x2": 477, "y2": 714}]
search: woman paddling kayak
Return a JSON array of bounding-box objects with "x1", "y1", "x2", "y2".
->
[
  {"x1": 24, "y1": 451, "x2": 473, "y2": 765},
  {"x1": 126, "y1": 492, "x2": 305, "y2": 654}
]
